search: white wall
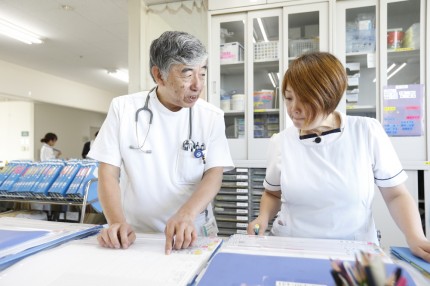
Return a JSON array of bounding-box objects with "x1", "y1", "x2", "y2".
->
[
  {"x1": 0, "y1": 101, "x2": 34, "y2": 161},
  {"x1": 34, "y1": 103, "x2": 106, "y2": 161},
  {"x1": 0, "y1": 59, "x2": 116, "y2": 113},
  {"x1": 133, "y1": 0, "x2": 208, "y2": 92}
]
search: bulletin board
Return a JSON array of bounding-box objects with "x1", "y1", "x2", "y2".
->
[{"x1": 382, "y1": 84, "x2": 424, "y2": 136}]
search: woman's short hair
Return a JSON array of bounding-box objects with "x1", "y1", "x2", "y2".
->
[{"x1": 281, "y1": 52, "x2": 347, "y2": 126}]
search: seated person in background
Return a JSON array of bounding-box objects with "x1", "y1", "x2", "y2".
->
[
  {"x1": 40, "y1": 132, "x2": 61, "y2": 161},
  {"x1": 247, "y1": 52, "x2": 430, "y2": 262},
  {"x1": 82, "y1": 131, "x2": 98, "y2": 158},
  {"x1": 88, "y1": 31, "x2": 234, "y2": 254}
]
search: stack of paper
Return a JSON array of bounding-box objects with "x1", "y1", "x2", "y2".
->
[{"x1": 0, "y1": 217, "x2": 102, "y2": 271}]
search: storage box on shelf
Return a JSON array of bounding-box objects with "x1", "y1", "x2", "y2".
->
[
  {"x1": 254, "y1": 41, "x2": 279, "y2": 61},
  {"x1": 253, "y1": 90, "x2": 275, "y2": 110},
  {"x1": 402, "y1": 23, "x2": 420, "y2": 50},
  {"x1": 289, "y1": 38, "x2": 319, "y2": 57},
  {"x1": 220, "y1": 42, "x2": 244, "y2": 64}
]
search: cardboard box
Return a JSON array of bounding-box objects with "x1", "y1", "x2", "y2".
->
[
  {"x1": 288, "y1": 27, "x2": 301, "y2": 39},
  {"x1": 304, "y1": 25, "x2": 318, "y2": 38}
]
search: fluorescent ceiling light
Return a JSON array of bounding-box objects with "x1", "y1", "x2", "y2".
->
[
  {"x1": 108, "y1": 69, "x2": 129, "y2": 82},
  {"x1": 373, "y1": 63, "x2": 396, "y2": 83},
  {"x1": 257, "y1": 18, "x2": 268, "y2": 42},
  {"x1": 0, "y1": 18, "x2": 43, "y2": 44},
  {"x1": 268, "y1": 72, "x2": 278, "y2": 88},
  {"x1": 387, "y1": 62, "x2": 407, "y2": 80}
]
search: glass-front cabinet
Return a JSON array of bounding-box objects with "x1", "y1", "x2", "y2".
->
[
  {"x1": 336, "y1": 0, "x2": 377, "y2": 118},
  {"x1": 336, "y1": 0, "x2": 425, "y2": 163},
  {"x1": 209, "y1": 2, "x2": 329, "y2": 160},
  {"x1": 248, "y1": 9, "x2": 282, "y2": 160},
  {"x1": 210, "y1": 10, "x2": 282, "y2": 161},
  {"x1": 383, "y1": 0, "x2": 425, "y2": 163},
  {"x1": 210, "y1": 13, "x2": 247, "y2": 159}
]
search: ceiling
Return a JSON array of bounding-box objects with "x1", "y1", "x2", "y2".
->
[{"x1": 0, "y1": 0, "x2": 182, "y2": 98}]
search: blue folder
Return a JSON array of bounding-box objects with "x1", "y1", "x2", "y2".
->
[
  {"x1": 0, "y1": 229, "x2": 49, "y2": 250},
  {"x1": 391, "y1": 246, "x2": 430, "y2": 277},
  {"x1": 0, "y1": 225, "x2": 102, "y2": 271},
  {"x1": 197, "y1": 252, "x2": 417, "y2": 286}
]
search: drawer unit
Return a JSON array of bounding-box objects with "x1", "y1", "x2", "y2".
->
[{"x1": 214, "y1": 167, "x2": 273, "y2": 237}]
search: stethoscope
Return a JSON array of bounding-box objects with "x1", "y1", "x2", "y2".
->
[{"x1": 129, "y1": 86, "x2": 206, "y2": 163}]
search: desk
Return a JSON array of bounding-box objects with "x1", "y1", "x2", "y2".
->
[
  {"x1": 1, "y1": 229, "x2": 429, "y2": 286},
  {"x1": 0, "y1": 233, "x2": 222, "y2": 286}
]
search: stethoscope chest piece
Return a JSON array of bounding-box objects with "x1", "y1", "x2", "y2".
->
[{"x1": 182, "y1": 139, "x2": 196, "y2": 152}]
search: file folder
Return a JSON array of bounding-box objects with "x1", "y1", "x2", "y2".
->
[
  {"x1": 0, "y1": 217, "x2": 102, "y2": 271},
  {"x1": 0, "y1": 229, "x2": 49, "y2": 250},
  {"x1": 391, "y1": 246, "x2": 430, "y2": 277},
  {"x1": 197, "y1": 252, "x2": 417, "y2": 286}
]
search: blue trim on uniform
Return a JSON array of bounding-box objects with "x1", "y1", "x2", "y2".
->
[
  {"x1": 374, "y1": 169, "x2": 404, "y2": 181},
  {"x1": 264, "y1": 178, "x2": 280, "y2": 187}
]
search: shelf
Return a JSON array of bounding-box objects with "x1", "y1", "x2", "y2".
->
[
  {"x1": 346, "y1": 105, "x2": 376, "y2": 114},
  {"x1": 220, "y1": 62, "x2": 244, "y2": 75},
  {"x1": 345, "y1": 49, "x2": 419, "y2": 66},
  {"x1": 387, "y1": 49, "x2": 420, "y2": 63},
  {"x1": 224, "y1": 110, "x2": 245, "y2": 116},
  {"x1": 254, "y1": 60, "x2": 279, "y2": 73},
  {"x1": 0, "y1": 178, "x2": 98, "y2": 223},
  {"x1": 0, "y1": 197, "x2": 97, "y2": 206},
  {"x1": 254, "y1": 108, "x2": 279, "y2": 114}
]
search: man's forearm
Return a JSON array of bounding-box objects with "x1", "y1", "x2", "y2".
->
[{"x1": 177, "y1": 167, "x2": 223, "y2": 218}]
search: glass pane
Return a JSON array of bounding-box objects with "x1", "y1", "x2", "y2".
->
[
  {"x1": 288, "y1": 11, "x2": 320, "y2": 60},
  {"x1": 252, "y1": 16, "x2": 280, "y2": 139},
  {"x1": 387, "y1": 0, "x2": 420, "y2": 85},
  {"x1": 345, "y1": 6, "x2": 376, "y2": 118},
  {"x1": 220, "y1": 21, "x2": 245, "y2": 139}
]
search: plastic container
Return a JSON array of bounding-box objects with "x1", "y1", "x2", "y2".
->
[
  {"x1": 231, "y1": 94, "x2": 245, "y2": 111},
  {"x1": 387, "y1": 29, "x2": 404, "y2": 49},
  {"x1": 220, "y1": 95, "x2": 231, "y2": 111},
  {"x1": 253, "y1": 91, "x2": 274, "y2": 110}
]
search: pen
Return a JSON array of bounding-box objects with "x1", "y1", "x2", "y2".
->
[{"x1": 254, "y1": 224, "x2": 260, "y2": 235}]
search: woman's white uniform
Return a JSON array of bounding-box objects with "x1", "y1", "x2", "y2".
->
[
  {"x1": 88, "y1": 89, "x2": 234, "y2": 233},
  {"x1": 264, "y1": 112, "x2": 407, "y2": 244},
  {"x1": 40, "y1": 143, "x2": 56, "y2": 161}
]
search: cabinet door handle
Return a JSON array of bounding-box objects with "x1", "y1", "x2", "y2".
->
[{"x1": 212, "y1": 81, "x2": 216, "y2": 94}]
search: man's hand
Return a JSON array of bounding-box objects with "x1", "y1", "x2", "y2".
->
[
  {"x1": 164, "y1": 212, "x2": 197, "y2": 255},
  {"x1": 97, "y1": 222, "x2": 136, "y2": 249}
]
